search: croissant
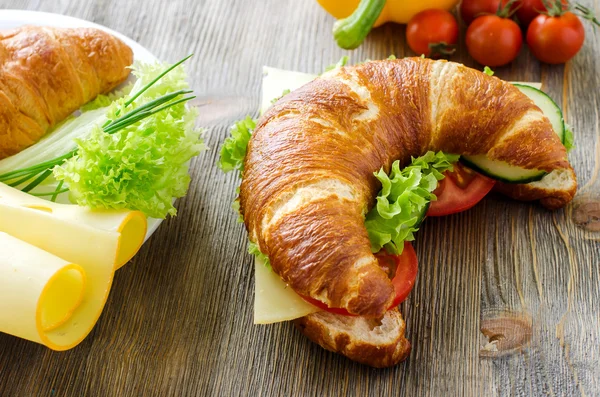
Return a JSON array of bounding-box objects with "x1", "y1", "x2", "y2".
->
[
  {"x1": 240, "y1": 58, "x2": 576, "y2": 321},
  {"x1": 0, "y1": 26, "x2": 133, "y2": 159}
]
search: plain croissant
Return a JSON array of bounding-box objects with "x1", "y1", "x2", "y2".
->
[
  {"x1": 0, "y1": 26, "x2": 133, "y2": 159},
  {"x1": 240, "y1": 58, "x2": 576, "y2": 321}
]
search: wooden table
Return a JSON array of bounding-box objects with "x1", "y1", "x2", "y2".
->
[{"x1": 0, "y1": 0, "x2": 598, "y2": 395}]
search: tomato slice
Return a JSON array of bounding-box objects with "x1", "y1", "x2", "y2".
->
[
  {"x1": 375, "y1": 242, "x2": 418, "y2": 308},
  {"x1": 300, "y1": 242, "x2": 418, "y2": 315},
  {"x1": 427, "y1": 162, "x2": 496, "y2": 217}
]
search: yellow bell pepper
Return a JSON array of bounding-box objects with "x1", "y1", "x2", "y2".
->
[{"x1": 319, "y1": 0, "x2": 460, "y2": 49}]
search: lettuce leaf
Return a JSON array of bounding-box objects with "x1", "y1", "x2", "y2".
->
[
  {"x1": 271, "y1": 89, "x2": 291, "y2": 105},
  {"x1": 365, "y1": 151, "x2": 459, "y2": 255},
  {"x1": 248, "y1": 241, "x2": 271, "y2": 270},
  {"x1": 218, "y1": 116, "x2": 257, "y2": 173},
  {"x1": 563, "y1": 123, "x2": 575, "y2": 151},
  {"x1": 484, "y1": 66, "x2": 494, "y2": 76},
  {"x1": 53, "y1": 61, "x2": 204, "y2": 219},
  {"x1": 80, "y1": 83, "x2": 133, "y2": 112},
  {"x1": 324, "y1": 56, "x2": 349, "y2": 73}
]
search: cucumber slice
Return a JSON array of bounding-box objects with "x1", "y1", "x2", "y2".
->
[
  {"x1": 513, "y1": 83, "x2": 565, "y2": 143},
  {"x1": 461, "y1": 155, "x2": 546, "y2": 184},
  {"x1": 461, "y1": 85, "x2": 562, "y2": 184}
]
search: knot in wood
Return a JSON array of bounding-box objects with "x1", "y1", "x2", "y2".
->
[
  {"x1": 572, "y1": 195, "x2": 600, "y2": 232},
  {"x1": 480, "y1": 310, "x2": 532, "y2": 358}
]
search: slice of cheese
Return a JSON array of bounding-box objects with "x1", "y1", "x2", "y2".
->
[
  {"x1": 260, "y1": 67, "x2": 317, "y2": 114},
  {"x1": 0, "y1": 183, "x2": 147, "y2": 269},
  {"x1": 0, "y1": 232, "x2": 86, "y2": 347},
  {"x1": 0, "y1": 182, "x2": 147, "y2": 350},
  {"x1": 255, "y1": 65, "x2": 543, "y2": 324},
  {"x1": 254, "y1": 256, "x2": 320, "y2": 324}
]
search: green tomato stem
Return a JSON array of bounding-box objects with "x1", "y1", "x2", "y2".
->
[
  {"x1": 332, "y1": 0, "x2": 386, "y2": 50},
  {"x1": 574, "y1": 4, "x2": 600, "y2": 27}
]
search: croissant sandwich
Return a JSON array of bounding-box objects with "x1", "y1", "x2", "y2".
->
[
  {"x1": 223, "y1": 57, "x2": 577, "y2": 367},
  {"x1": 0, "y1": 26, "x2": 133, "y2": 159}
]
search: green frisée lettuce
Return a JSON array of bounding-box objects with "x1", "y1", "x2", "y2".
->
[
  {"x1": 218, "y1": 116, "x2": 257, "y2": 173},
  {"x1": 270, "y1": 89, "x2": 290, "y2": 105},
  {"x1": 52, "y1": 60, "x2": 204, "y2": 219},
  {"x1": 324, "y1": 56, "x2": 349, "y2": 73},
  {"x1": 80, "y1": 82, "x2": 134, "y2": 112},
  {"x1": 248, "y1": 241, "x2": 271, "y2": 270},
  {"x1": 365, "y1": 151, "x2": 459, "y2": 255}
]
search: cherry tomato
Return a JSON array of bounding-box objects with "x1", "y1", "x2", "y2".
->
[
  {"x1": 460, "y1": 0, "x2": 502, "y2": 25},
  {"x1": 466, "y1": 15, "x2": 523, "y2": 66},
  {"x1": 427, "y1": 163, "x2": 496, "y2": 217},
  {"x1": 515, "y1": 0, "x2": 569, "y2": 27},
  {"x1": 406, "y1": 9, "x2": 459, "y2": 57},
  {"x1": 300, "y1": 242, "x2": 418, "y2": 315},
  {"x1": 527, "y1": 12, "x2": 585, "y2": 64}
]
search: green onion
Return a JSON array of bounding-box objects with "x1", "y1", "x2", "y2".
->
[
  {"x1": 103, "y1": 95, "x2": 195, "y2": 135},
  {"x1": 51, "y1": 181, "x2": 65, "y2": 202},
  {"x1": 30, "y1": 188, "x2": 69, "y2": 197},
  {"x1": 125, "y1": 54, "x2": 193, "y2": 107},
  {"x1": 104, "y1": 89, "x2": 193, "y2": 131},
  {"x1": 21, "y1": 169, "x2": 53, "y2": 193}
]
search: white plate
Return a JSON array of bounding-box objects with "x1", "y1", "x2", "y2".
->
[{"x1": 0, "y1": 10, "x2": 163, "y2": 240}]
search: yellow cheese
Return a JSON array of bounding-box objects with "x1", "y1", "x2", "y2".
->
[
  {"x1": 260, "y1": 67, "x2": 317, "y2": 114},
  {"x1": 0, "y1": 182, "x2": 147, "y2": 350},
  {"x1": 0, "y1": 232, "x2": 86, "y2": 347},
  {"x1": 0, "y1": 183, "x2": 146, "y2": 269},
  {"x1": 254, "y1": 256, "x2": 320, "y2": 324},
  {"x1": 257, "y1": 66, "x2": 542, "y2": 323}
]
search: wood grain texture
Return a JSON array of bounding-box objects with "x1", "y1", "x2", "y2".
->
[{"x1": 0, "y1": 0, "x2": 598, "y2": 396}]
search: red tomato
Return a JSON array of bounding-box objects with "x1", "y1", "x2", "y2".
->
[
  {"x1": 527, "y1": 12, "x2": 585, "y2": 64},
  {"x1": 466, "y1": 15, "x2": 523, "y2": 66},
  {"x1": 300, "y1": 242, "x2": 418, "y2": 315},
  {"x1": 300, "y1": 296, "x2": 356, "y2": 316},
  {"x1": 427, "y1": 162, "x2": 496, "y2": 217},
  {"x1": 406, "y1": 9, "x2": 459, "y2": 57},
  {"x1": 460, "y1": 0, "x2": 502, "y2": 25},
  {"x1": 516, "y1": 0, "x2": 569, "y2": 27},
  {"x1": 375, "y1": 243, "x2": 418, "y2": 308}
]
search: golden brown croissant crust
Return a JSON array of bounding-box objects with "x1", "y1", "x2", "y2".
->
[
  {"x1": 294, "y1": 308, "x2": 411, "y2": 368},
  {"x1": 240, "y1": 58, "x2": 574, "y2": 318},
  {"x1": 0, "y1": 26, "x2": 133, "y2": 159}
]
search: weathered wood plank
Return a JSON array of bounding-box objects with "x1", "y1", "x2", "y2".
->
[{"x1": 0, "y1": 0, "x2": 597, "y2": 396}]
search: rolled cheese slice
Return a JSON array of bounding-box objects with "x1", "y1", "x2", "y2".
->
[
  {"x1": 0, "y1": 182, "x2": 147, "y2": 350},
  {"x1": 0, "y1": 232, "x2": 86, "y2": 348},
  {"x1": 0, "y1": 183, "x2": 146, "y2": 269}
]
